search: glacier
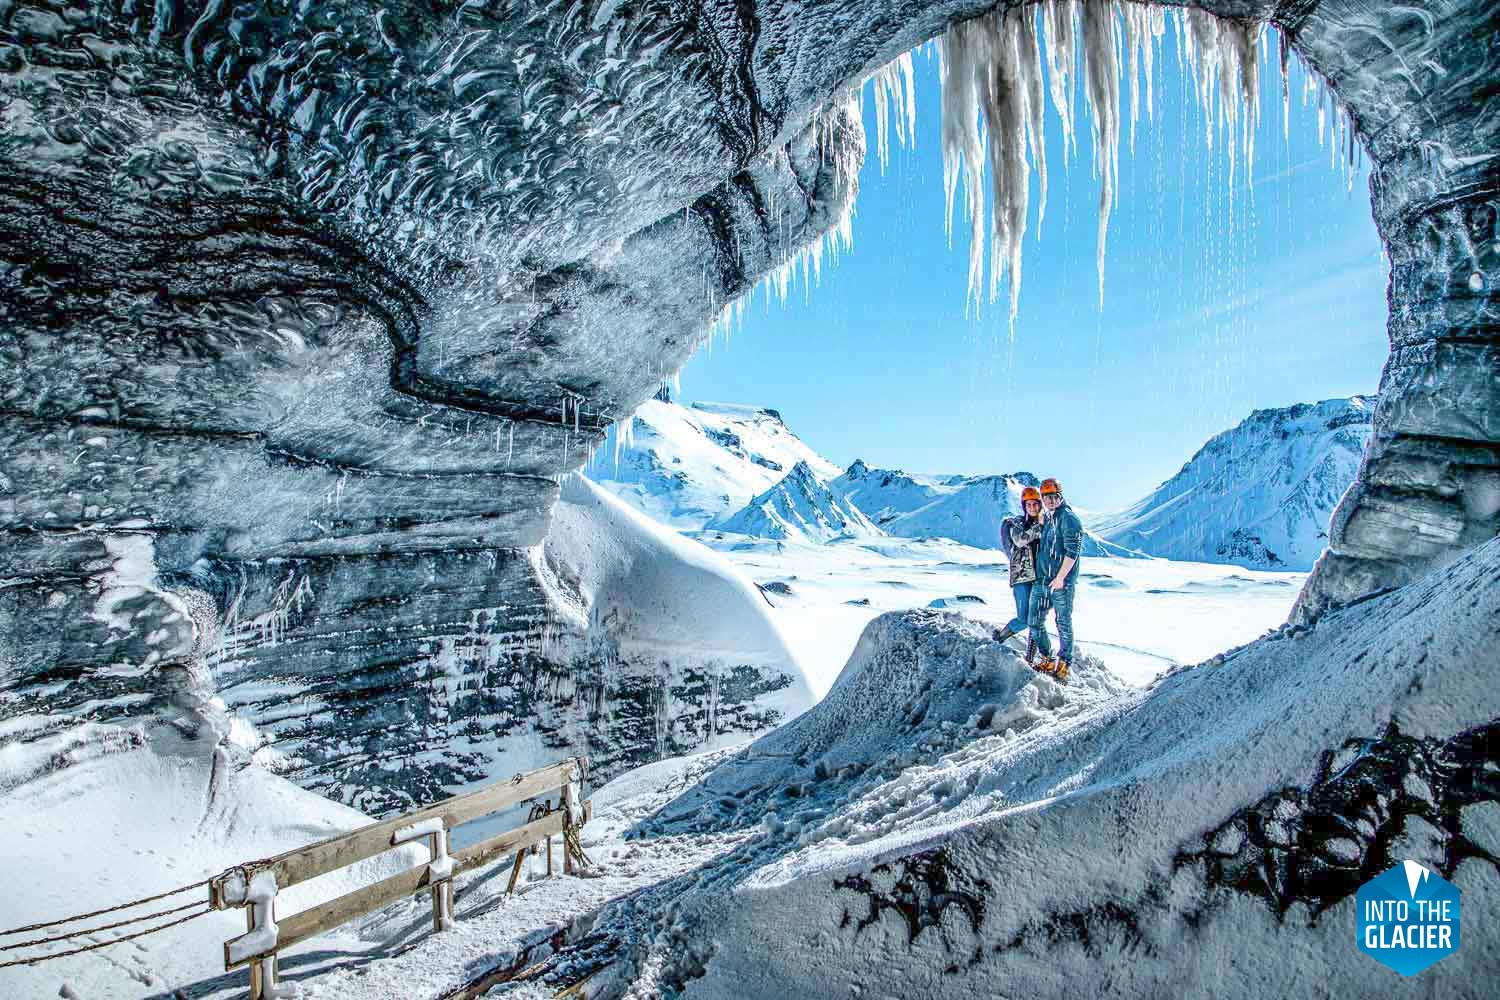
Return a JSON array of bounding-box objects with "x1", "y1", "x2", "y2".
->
[
  {"x1": 0, "y1": 0, "x2": 1497, "y2": 991},
  {"x1": 2, "y1": 0, "x2": 1494, "y2": 806}
]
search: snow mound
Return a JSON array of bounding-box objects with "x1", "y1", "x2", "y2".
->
[
  {"x1": 1095, "y1": 396, "x2": 1372, "y2": 570},
  {"x1": 0, "y1": 745, "x2": 420, "y2": 999},
  {"x1": 588, "y1": 537, "x2": 1500, "y2": 998},
  {"x1": 636, "y1": 610, "x2": 1127, "y2": 836},
  {"x1": 708, "y1": 461, "x2": 883, "y2": 544},
  {"x1": 541, "y1": 476, "x2": 814, "y2": 753}
]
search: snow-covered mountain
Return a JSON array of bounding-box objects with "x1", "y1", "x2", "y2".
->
[
  {"x1": 1095, "y1": 397, "x2": 1373, "y2": 570},
  {"x1": 586, "y1": 399, "x2": 841, "y2": 529},
  {"x1": 590, "y1": 400, "x2": 1147, "y2": 554},
  {"x1": 832, "y1": 460, "x2": 1141, "y2": 556},
  {"x1": 831, "y1": 461, "x2": 1036, "y2": 548},
  {"x1": 829, "y1": 460, "x2": 957, "y2": 521},
  {"x1": 708, "y1": 461, "x2": 882, "y2": 543}
]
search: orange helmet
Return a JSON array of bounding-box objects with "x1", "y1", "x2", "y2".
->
[
  {"x1": 1020, "y1": 486, "x2": 1041, "y2": 504},
  {"x1": 1039, "y1": 478, "x2": 1062, "y2": 496}
]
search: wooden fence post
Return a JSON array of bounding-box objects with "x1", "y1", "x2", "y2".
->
[{"x1": 246, "y1": 905, "x2": 263, "y2": 1000}]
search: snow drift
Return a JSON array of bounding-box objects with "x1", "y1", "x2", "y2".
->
[
  {"x1": 539, "y1": 476, "x2": 814, "y2": 762},
  {"x1": 579, "y1": 536, "x2": 1500, "y2": 998},
  {"x1": 1096, "y1": 397, "x2": 1372, "y2": 570},
  {"x1": 0, "y1": 742, "x2": 421, "y2": 998}
]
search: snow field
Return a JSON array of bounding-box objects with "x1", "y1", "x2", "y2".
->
[{"x1": 583, "y1": 537, "x2": 1500, "y2": 998}]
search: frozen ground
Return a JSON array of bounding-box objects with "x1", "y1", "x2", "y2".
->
[
  {"x1": 0, "y1": 738, "x2": 427, "y2": 999},
  {"x1": 84, "y1": 535, "x2": 1490, "y2": 999},
  {"x1": 685, "y1": 529, "x2": 1305, "y2": 694},
  {"x1": 6, "y1": 533, "x2": 1490, "y2": 998}
]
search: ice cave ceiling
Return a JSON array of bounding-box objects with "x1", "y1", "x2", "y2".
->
[{"x1": 0, "y1": 0, "x2": 1495, "y2": 806}]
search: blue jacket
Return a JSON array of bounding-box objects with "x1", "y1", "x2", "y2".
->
[{"x1": 1039, "y1": 502, "x2": 1083, "y2": 585}]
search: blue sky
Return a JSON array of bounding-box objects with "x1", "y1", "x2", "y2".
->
[{"x1": 677, "y1": 33, "x2": 1389, "y2": 513}]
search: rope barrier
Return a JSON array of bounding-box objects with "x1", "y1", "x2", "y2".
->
[
  {"x1": 0, "y1": 877, "x2": 210, "y2": 938},
  {"x1": 0, "y1": 905, "x2": 214, "y2": 969},
  {"x1": 0, "y1": 898, "x2": 209, "y2": 953}
]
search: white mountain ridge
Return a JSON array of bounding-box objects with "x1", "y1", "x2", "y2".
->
[
  {"x1": 586, "y1": 398, "x2": 841, "y2": 529},
  {"x1": 832, "y1": 459, "x2": 1142, "y2": 557},
  {"x1": 708, "y1": 460, "x2": 883, "y2": 544},
  {"x1": 1094, "y1": 396, "x2": 1373, "y2": 570}
]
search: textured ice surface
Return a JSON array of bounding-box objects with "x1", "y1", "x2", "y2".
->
[{"x1": 1, "y1": 0, "x2": 1495, "y2": 814}]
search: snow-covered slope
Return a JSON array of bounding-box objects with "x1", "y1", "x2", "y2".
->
[
  {"x1": 0, "y1": 743, "x2": 422, "y2": 999},
  {"x1": 707, "y1": 461, "x2": 883, "y2": 544},
  {"x1": 571, "y1": 535, "x2": 1500, "y2": 998},
  {"x1": 540, "y1": 476, "x2": 814, "y2": 758},
  {"x1": 829, "y1": 460, "x2": 956, "y2": 521},
  {"x1": 586, "y1": 399, "x2": 841, "y2": 529},
  {"x1": 1095, "y1": 397, "x2": 1373, "y2": 570}
]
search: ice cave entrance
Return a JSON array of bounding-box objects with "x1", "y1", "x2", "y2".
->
[{"x1": 634, "y1": 3, "x2": 1390, "y2": 685}]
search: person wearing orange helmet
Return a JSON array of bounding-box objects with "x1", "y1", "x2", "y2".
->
[
  {"x1": 995, "y1": 485, "x2": 1045, "y2": 645},
  {"x1": 1028, "y1": 477, "x2": 1082, "y2": 682}
]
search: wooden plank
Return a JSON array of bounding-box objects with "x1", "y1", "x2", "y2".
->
[
  {"x1": 259, "y1": 809, "x2": 573, "y2": 962},
  {"x1": 245, "y1": 758, "x2": 581, "y2": 894}
]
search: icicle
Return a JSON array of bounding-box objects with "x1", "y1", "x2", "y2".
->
[
  {"x1": 1019, "y1": 9, "x2": 1049, "y2": 235},
  {"x1": 1122, "y1": 2, "x2": 1143, "y2": 152},
  {"x1": 1278, "y1": 25, "x2": 1291, "y2": 142},
  {"x1": 1081, "y1": 0, "x2": 1122, "y2": 306},
  {"x1": 1042, "y1": 0, "x2": 1079, "y2": 165},
  {"x1": 987, "y1": 9, "x2": 1044, "y2": 326},
  {"x1": 869, "y1": 50, "x2": 917, "y2": 172},
  {"x1": 1144, "y1": 7, "x2": 1164, "y2": 121}
]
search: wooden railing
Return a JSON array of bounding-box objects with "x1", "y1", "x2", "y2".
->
[{"x1": 209, "y1": 756, "x2": 590, "y2": 1000}]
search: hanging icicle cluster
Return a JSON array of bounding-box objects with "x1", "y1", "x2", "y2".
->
[
  {"x1": 706, "y1": 0, "x2": 1361, "y2": 351},
  {"x1": 868, "y1": 50, "x2": 918, "y2": 172},
  {"x1": 938, "y1": 1, "x2": 1270, "y2": 324}
]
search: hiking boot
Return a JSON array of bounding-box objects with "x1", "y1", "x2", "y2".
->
[
  {"x1": 992, "y1": 625, "x2": 1019, "y2": 644},
  {"x1": 1053, "y1": 659, "x2": 1070, "y2": 683},
  {"x1": 1032, "y1": 657, "x2": 1056, "y2": 677}
]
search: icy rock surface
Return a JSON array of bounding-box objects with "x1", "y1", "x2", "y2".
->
[
  {"x1": 568, "y1": 537, "x2": 1500, "y2": 999},
  {"x1": 1096, "y1": 396, "x2": 1373, "y2": 570},
  {"x1": 1, "y1": 0, "x2": 1496, "y2": 805}
]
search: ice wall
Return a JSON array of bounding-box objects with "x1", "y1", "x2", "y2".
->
[{"x1": 1, "y1": 0, "x2": 1495, "y2": 805}]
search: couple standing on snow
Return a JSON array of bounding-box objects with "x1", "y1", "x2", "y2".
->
[{"x1": 996, "y1": 478, "x2": 1082, "y2": 682}]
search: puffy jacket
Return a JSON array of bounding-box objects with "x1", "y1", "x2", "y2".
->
[
  {"x1": 1002, "y1": 514, "x2": 1043, "y2": 586},
  {"x1": 1039, "y1": 502, "x2": 1084, "y2": 585}
]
